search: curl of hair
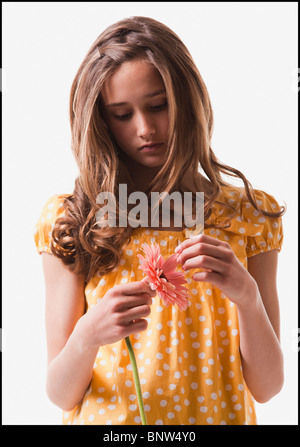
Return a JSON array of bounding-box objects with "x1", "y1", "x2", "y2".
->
[{"x1": 51, "y1": 16, "x2": 286, "y2": 283}]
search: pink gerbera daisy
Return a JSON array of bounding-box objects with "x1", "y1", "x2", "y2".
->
[{"x1": 137, "y1": 242, "x2": 190, "y2": 311}]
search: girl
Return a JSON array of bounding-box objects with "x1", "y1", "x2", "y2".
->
[{"x1": 34, "y1": 16, "x2": 285, "y2": 425}]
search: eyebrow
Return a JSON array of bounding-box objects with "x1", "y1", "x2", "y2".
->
[{"x1": 106, "y1": 89, "x2": 166, "y2": 108}]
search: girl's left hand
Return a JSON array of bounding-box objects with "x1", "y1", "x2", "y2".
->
[{"x1": 175, "y1": 233, "x2": 257, "y2": 307}]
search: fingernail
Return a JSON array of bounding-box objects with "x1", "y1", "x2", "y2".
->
[
  {"x1": 176, "y1": 254, "x2": 182, "y2": 264},
  {"x1": 175, "y1": 245, "x2": 182, "y2": 253}
]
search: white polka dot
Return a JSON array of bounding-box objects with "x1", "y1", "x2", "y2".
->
[
  {"x1": 160, "y1": 400, "x2": 167, "y2": 407},
  {"x1": 108, "y1": 404, "x2": 116, "y2": 410},
  {"x1": 129, "y1": 404, "x2": 137, "y2": 411}
]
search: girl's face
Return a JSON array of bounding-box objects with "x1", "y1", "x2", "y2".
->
[{"x1": 101, "y1": 59, "x2": 169, "y2": 170}]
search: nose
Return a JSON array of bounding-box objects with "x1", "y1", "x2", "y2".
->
[{"x1": 136, "y1": 112, "x2": 155, "y2": 139}]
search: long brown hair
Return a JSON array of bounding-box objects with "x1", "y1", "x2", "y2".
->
[{"x1": 51, "y1": 16, "x2": 285, "y2": 282}]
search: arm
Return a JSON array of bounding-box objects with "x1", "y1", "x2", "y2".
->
[
  {"x1": 175, "y1": 234, "x2": 284, "y2": 403},
  {"x1": 42, "y1": 252, "x2": 155, "y2": 411},
  {"x1": 43, "y1": 252, "x2": 97, "y2": 411},
  {"x1": 239, "y1": 250, "x2": 284, "y2": 402}
]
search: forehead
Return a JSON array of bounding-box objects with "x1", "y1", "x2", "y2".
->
[{"x1": 101, "y1": 59, "x2": 165, "y2": 104}]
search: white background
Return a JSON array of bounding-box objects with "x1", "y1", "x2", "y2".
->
[{"x1": 2, "y1": 2, "x2": 298, "y2": 425}]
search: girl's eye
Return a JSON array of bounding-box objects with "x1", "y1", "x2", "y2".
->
[
  {"x1": 113, "y1": 101, "x2": 168, "y2": 121},
  {"x1": 151, "y1": 101, "x2": 168, "y2": 111},
  {"x1": 114, "y1": 113, "x2": 131, "y2": 121}
]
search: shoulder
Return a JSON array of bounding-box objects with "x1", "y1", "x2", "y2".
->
[
  {"x1": 215, "y1": 185, "x2": 283, "y2": 216},
  {"x1": 39, "y1": 194, "x2": 71, "y2": 221},
  {"x1": 34, "y1": 194, "x2": 72, "y2": 255},
  {"x1": 213, "y1": 185, "x2": 284, "y2": 257}
]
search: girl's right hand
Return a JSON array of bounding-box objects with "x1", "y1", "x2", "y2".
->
[{"x1": 77, "y1": 281, "x2": 156, "y2": 349}]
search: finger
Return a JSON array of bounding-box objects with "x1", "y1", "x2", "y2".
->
[
  {"x1": 117, "y1": 281, "x2": 156, "y2": 298},
  {"x1": 177, "y1": 242, "x2": 225, "y2": 265},
  {"x1": 125, "y1": 318, "x2": 148, "y2": 336},
  {"x1": 175, "y1": 233, "x2": 222, "y2": 254},
  {"x1": 192, "y1": 270, "x2": 223, "y2": 288},
  {"x1": 120, "y1": 304, "x2": 151, "y2": 324},
  {"x1": 182, "y1": 255, "x2": 225, "y2": 274},
  {"x1": 119, "y1": 293, "x2": 153, "y2": 310}
]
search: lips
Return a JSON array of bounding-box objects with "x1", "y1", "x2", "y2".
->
[{"x1": 139, "y1": 143, "x2": 163, "y2": 151}]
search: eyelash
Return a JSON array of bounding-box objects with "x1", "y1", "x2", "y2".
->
[{"x1": 114, "y1": 101, "x2": 168, "y2": 121}]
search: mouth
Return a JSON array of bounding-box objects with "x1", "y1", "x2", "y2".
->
[{"x1": 139, "y1": 143, "x2": 163, "y2": 152}]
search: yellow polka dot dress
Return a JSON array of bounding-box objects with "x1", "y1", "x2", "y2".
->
[{"x1": 34, "y1": 187, "x2": 283, "y2": 425}]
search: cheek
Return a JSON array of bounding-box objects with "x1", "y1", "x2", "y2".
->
[
  {"x1": 109, "y1": 122, "x2": 130, "y2": 146},
  {"x1": 160, "y1": 113, "x2": 169, "y2": 137}
]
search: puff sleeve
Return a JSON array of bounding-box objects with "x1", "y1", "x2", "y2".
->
[
  {"x1": 33, "y1": 194, "x2": 69, "y2": 255},
  {"x1": 241, "y1": 189, "x2": 284, "y2": 258}
]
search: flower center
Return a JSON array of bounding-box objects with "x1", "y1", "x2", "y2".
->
[{"x1": 159, "y1": 271, "x2": 167, "y2": 280}]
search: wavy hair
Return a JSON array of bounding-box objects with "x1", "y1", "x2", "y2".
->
[{"x1": 51, "y1": 16, "x2": 285, "y2": 282}]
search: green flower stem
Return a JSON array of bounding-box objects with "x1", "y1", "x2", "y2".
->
[{"x1": 125, "y1": 336, "x2": 147, "y2": 425}]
